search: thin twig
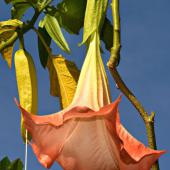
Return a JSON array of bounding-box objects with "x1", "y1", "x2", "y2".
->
[{"x1": 107, "y1": 0, "x2": 159, "y2": 169}]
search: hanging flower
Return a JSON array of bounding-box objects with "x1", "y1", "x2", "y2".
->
[{"x1": 15, "y1": 32, "x2": 165, "y2": 170}]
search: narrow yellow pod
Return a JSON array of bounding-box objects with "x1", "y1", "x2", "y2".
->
[{"x1": 14, "y1": 49, "x2": 38, "y2": 142}]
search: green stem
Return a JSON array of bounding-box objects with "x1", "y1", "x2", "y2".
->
[
  {"x1": 107, "y1": 0, "x2": 121, "y2": 68},
  {"x1": 107, "y1": 0, "x2": 160, "y2": 169},
  {"x1": 18, "y1": 29, "x2": 25, "y2": 50},
  {"x1": 33, "y1": 27, "x2": 52, "y2": 56},
  {"x1": 23, "y1": 9, "x2": 40, "y2": 32}
]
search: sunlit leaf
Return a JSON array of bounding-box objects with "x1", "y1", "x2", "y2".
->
[
  {"x1": 82, "y1": 0, "x2": 108, "y2": 44},
  {"x1": 1, "y1": 46, "x2": 13, "y2": 68},
  {"x1": 46, "y1": 0, "x2": 112, "y2": 51},
  {"x1": 47, "y1": 57, "x2": 60, "y2": 97},
  {"x1": 47, "y1": 55, "x2": 79, "y2": 109},
  {"x1": 0, "y1": 19, "x2": 23, "y2": 68},
  {"x1": 0, "y1": 19, "x2": 22, "y2": 28},
  {"x1": 37, "y1": 0, "x2": 52, "y2": 11},
  {"x1": 44, "y1": 14, "x2": 70, "y2": 53}
]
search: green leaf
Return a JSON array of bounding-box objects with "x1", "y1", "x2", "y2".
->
[
  {"x1": 37, "y1": 0, "x2": 52, "y2": 11},
  {"x1": 0, "y1": 19, "x2": 23, "y2": 68},
  {"x1": 55, "y1": 0, "x2": 87, "y2": 34},
  {"x1": 6, "y1": 0, "x2": 38, "y2": 3},
  {"x1": 0, "y1": 157, "x2": 11, "y2": 170},
  {"x1": 0, "y1": 19, "x2": 22, "y2": 28},
  {"x1": 47, "y1": 55, "x2": 79, "y2": 109},
  {"x1": 5, "y1": 0, "x2": 27, "y2": 4},
  {"x1": 101, "y1": 17, "x2": 113, "y2": 50},
  {"x1": 28, "y1": 0, "x2": 37, "y2": 3},
  {"x1": 8, "y1": 159, "x2": 23, "y2": 170},
  {"x1": 46, "y1": 0, "x2": 112, "y2": 51},
  {"x1": 44, "y1": 14, "x2": 70, "y2": 53},
  {"x1": 38, "y1": 21, "x2": 51, "y2": 68},
  {"x1": 82, "y1": 0, "x2": 108, "y2": 44},
  {"x1": 11, "y1": 3, "x2": 31, "y2": 19},
  {"x1": 4, "y1": 0, "x2": 14, "y2": 3},
  {"x1": 1, "y1": 45, "x2": 13, "y2": 68},
  {"x1": 0, "y1": 157, "x2": 23, "y2": 170},
  {"x1": 5, "y1": 0, "x2": 34, "y2": 19}
]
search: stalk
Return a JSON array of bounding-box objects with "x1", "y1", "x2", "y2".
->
[{"x1": 107, "y1": 0, "x2": 159, "y2": 169}]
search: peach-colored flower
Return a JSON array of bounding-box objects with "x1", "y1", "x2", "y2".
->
[{"x1": 16, "y1": 32, "x2": 165, "y2": 170}]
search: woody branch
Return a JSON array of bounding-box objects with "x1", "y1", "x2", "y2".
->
[{"x1": 107, "y1": 0, "x2": 159, "y2": 169}]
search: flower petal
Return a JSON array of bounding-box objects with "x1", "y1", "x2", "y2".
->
[
  {"x1": 105, "y1": 102, "x2": 166, "y2": 169},
  {"x1": 15, "y1": 31, "x2": 165, "y2": 170},
  {"x1": 16, "y1": 96, "x2": 165, "y2": 170}
]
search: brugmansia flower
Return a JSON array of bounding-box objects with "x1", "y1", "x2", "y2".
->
[{"x1": 15, "y1": 32, "x2": 165, "y2": 170}]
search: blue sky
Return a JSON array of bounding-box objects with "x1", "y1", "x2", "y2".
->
[{"x1": 0, "y1": 0, "x2": 169, "y2": 169}]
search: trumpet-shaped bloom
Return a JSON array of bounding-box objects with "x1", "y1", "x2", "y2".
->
[{"x1": 16, "y1": 32, "x2": 165, "y2": 170}]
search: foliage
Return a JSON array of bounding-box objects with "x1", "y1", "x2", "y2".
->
[
  {"x1": 37, "y1": 22, "x2": 51, "y2": 68},
  {"x1": 0, "y1": 0, "x2": 161, "y2": 170},
  {"x1": 47, "y1": 55, "x2": 79, "y2": 109},
  {"x1": 1, "y1": 0, "x2": 113, "y2": 69},
  {"x1": 0, "y1": 19, "x2": 22, "y2": 68},
  {"x1": 55, "y1": 0, "x2": 87, "y2": 34},
  {"x1": 0, "y1": 157, "x2": 23, "y2": 170},
  {"x1": 81, "y1": 0, "x2": 108, "y2": 44},
  {"x1": 43, "y1": 14, "x2": 71, "y2": 53},
  {"x1": 14, "y1": 49, "x2": 38, "y2": 142}
]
